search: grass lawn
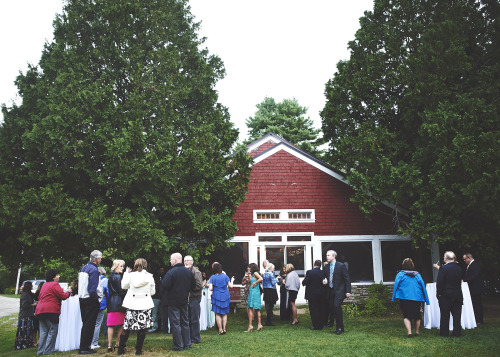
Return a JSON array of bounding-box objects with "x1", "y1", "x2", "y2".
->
[{"x1": 2, "y1": 297, "x2": 499, "y2": 357}]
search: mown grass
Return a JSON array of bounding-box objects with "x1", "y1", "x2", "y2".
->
[{"x1": 2, "y1": 302, "x2": 499, "y2": 357}]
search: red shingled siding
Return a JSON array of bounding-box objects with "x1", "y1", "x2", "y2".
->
[{"x1": 233, "y1": 150, "x2": 397, "y2": 236}]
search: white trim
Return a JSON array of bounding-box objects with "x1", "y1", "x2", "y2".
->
[
  {"x1": 247, "y1": 135, "x2": 282, "y2": 153},
  {"x1": 253, "y1": 209, "x2": 315, "y2": 223}
]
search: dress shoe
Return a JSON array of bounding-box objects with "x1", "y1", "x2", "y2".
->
[
  {"x1": 78, "y1": 350, "x2": 97, "y2": 355},
  {"x1": 334, "y1": 328, "x2": 344, "y2": 335},
  {"x1": 326, "y1": 323, "x2": 334, "y2": 328}
]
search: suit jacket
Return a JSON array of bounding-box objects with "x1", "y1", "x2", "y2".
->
[
  {"x1": 162, "y1": 263, "x2": 194, "y2": 307},
  {"x1": 464, "y1": 260, "x2": 482, "y2": 295},
  {"x1": 436, "y1": 262, "x2": 463, "y2": 304},
  {"x1": 302, "y1": 267, "x2": 325, "y2": 300},
  {"x1": 323, "y1": 261, "x2": 351, "y2": 298}
]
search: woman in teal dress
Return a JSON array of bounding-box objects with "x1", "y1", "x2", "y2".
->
[
  {"x1": 208, "y1": 263, "x2": 233, "y2": 335},
  {"x1": 245, "y1": 263, "x2": 263, "y2": 332}
]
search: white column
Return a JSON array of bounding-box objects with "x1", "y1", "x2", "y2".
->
[{"x1": 372, "y1": 239, "x2": 383, "y2": 283}]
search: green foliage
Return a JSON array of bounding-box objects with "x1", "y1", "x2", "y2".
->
[
  {"x1": 342, "y1": 303, "x2": 362, "y2": 318},
  {"x1": 245, "y1": 97, "x2": 325, "y2": 158},
  {"x1": 362, "y1": 283, "x2": 390, "y2": 317},
  {"x1": 0, "y1": 0, "x2": 252, "y2": 270},
  {"x1": 321, "y1": 0, "x2": 500, "y2": 256}
]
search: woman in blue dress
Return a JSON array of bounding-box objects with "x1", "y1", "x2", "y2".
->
[
  {"x1": 245, "y1": 263, "x2": 263, "y2": 332},
  {"x1": 208, "y1": 263, "x2": 233, "y2": 335}
]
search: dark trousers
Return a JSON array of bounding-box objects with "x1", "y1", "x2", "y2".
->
[
  {"x1": 471, "y1": 294, "x2": 483, "y2": 323},
  {"x1": 188, "y1": 298, "x2": 201, "y2": 344},
  {"x1": 438, "y1": 296, "x2": 462, "y2": 337},
  {"x1": 79, "y1": 298, "x2": 99, "y2": 351},
  {"x1": 161, "y1": 304, "x2": 169, "y2": 333},
  {"x1": 327, "y1": 288, "x2": 344, "y2": 329},
  {"x1": 308, "y1": 297, "x2": 324, "y2": 330},
  {"x1": 265, "y1": 302, "x2": 275, "y2": 324},
  {"x1": 168, "y1": 304, "x2": 190, "y2": 351}
]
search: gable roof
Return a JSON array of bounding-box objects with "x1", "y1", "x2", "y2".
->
[
  {"x1": 245, "y1": 133, "x2": 406, "y2": 214},
  {"x1": 247, "y1": 133, "x2": 347, "y2": 183}
]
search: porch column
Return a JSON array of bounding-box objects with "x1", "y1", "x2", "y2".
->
[{"x1": 372, "y1": 239, "x2": 383, "y2": 283}]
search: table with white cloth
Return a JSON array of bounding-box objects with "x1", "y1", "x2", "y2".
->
[
  {"x1": 424, "y1": 282, "x2": 476, "y2": 330},
  {"x1": 55, "y1": 295, "x2": 82, "y2": 352},
  {"x1": 200, "y1": 287, "x2": 215, "y2": 330}
]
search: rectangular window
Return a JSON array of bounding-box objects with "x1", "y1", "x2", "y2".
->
[
  {"x1": 258, "y1": 236, "x2": 282, "y2": 242},
  {"x1": 256, "y1": 212, "x2": 280, "y2": 220},
  {"x1": 322, "y1": 242, "x2": 373, "y2": 283},
  {"x1": 287, "y1": 235, "x2": 311, "y2": 242},
  {"x1": 253, "y1": 209, "x2": 315, "y2": 223},
  {"x1": 288, "y1": 212, "x2": 311, "y2": 220}
]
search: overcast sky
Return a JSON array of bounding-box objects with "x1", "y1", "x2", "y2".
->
[{"x1": 0, "y1": 0, "x2": 374, "y2": 141}]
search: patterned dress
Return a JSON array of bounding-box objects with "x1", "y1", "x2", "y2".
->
[{"x1": 247, "y1": 275, "x2": 261, "y2": 310}]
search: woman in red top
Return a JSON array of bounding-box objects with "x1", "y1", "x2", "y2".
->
[{"x1": 35, "y1": 269, "x2": 71, "y2": 355}]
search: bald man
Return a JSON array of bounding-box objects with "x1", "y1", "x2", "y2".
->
[{"x1": 162, "y1": 253, "x2": 194, "y2": 351}]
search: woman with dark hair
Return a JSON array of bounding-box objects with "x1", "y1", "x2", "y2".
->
[
  {"x1": 118, "y1": 258, "x2": 155, "y2": 356},
  {"x1": 34, "y1": 269, "x2": 71, "y2": 355},
  {"x1": 107, "y1": 259, "x2": 126, "y2": 352},
  {"x1": 208, "y1": 263, "x2": 233, "y2": 335},
  {"x1": 392, "y1": 258, "x2": 430, "y2": 337},
  {"x1": 284, "y1": 264, "x2": 300, "y2": 325},
  {"x1": 14, "y1": 281, "x2": 35, "y2": 350},
  {"x1": 245, "y1": 263, "x2": 263, "y2": 332}
]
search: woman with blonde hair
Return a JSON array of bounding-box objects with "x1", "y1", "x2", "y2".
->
[
  {"x1": 262, "y1": 263, "x2": 279, "y2": 326},
  {"x1": 106, "y1": 259, "x2": 126, "y2": 352},
  {"x1": 284, "y1": 264, "x2": 300, "y2": 325},
  {"x1": 118, "y1": 258, "x2": 155, "y2": 355}
]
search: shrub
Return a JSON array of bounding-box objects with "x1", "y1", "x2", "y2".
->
[{"x1": 362, "y1": 282, "x2": 389, "y2": 317}]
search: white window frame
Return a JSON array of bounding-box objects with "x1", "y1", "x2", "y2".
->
[{"x1": 253, "y1": 209, "x2": 315, "y2": 223}]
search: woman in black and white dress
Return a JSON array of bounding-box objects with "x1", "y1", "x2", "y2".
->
[{"x1": 118, "y1": 258, "x2": 155, "y2": 356}]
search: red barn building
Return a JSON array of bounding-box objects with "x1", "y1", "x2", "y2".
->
[{"x1": 219, "y1": 133, "x2": 431, "y2": 303}]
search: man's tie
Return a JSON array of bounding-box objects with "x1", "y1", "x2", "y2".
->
[{"x1": 329, "y1": 263, "x2": 334, "y2": 288}]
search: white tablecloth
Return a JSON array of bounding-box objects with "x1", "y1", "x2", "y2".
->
[
  {"x1": 55, "y1": 295, "x2": 82, "y2": 351},
  {"x1": 424, "y1": 282, "x2": 476, "y2": 330},
  {"x1": 200, "y1": 287, "x2": 215, "y2": 330}
]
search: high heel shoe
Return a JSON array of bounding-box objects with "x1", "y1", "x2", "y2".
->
[
  {"x1": 257, "y1": 325, "x2": 263, "y2": 331},
  {"x1": 244, "y1": 327, "x2": 253, "y2": 333}
]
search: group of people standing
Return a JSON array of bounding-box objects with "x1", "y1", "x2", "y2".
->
[
  {"x1": 15, "y1": 248, "x2": 484, "y2": 355},
  {"x1": 392, "y1": 250, "x2": 483, "y2": 338}
]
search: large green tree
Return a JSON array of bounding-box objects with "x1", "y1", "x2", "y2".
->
[
  {"x1": 321, "y1": 0, "x2": 500, "y2": 251},
  {"x1": 245, "y1": 97, "x2": 324, "y2": 157},
  {"x1": 0, "y1": 0, "x2": 251, "y2": 269}
]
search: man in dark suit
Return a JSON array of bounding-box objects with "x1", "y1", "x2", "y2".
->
[
  {"x1": 302, "y1": 260, "x2": 326, "y2": 330},
  {"x1": 323, "y1": 250, "x2": 351, "y2": 334},
  {"x1": 162, "y1": 253, "x2": 194, "y2": 351},
  {"x1": 463, "y1": 253, "x2": 483, "y2": 324},
  {"x1": 436, "y1": 251, "x2": 463, "y2": 337}
]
